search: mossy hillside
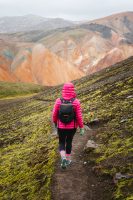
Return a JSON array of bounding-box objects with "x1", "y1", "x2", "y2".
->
[
  {"x1": 40, "y1": 57, "x2": 132, "y2": 199},
  {"x1": 0, "y1": 56, "x2": 133, "y2": 200},
  {"x1": 0, "y1": 81, "x2": 44, "y2": 99},
  {"x1": 73, "y1": 57, "x2": 133, "y2": 199},
  {"x1": 38, "y1": 57, "x2": 133, "y2": 199},
  {"x1": 0, "y1": 87, "x2": 60, "y2": 200}
]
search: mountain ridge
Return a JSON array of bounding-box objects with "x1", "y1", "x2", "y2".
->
[
  {"x1": 0, "y1": 15, "x2": 74, "y2": 33},
  {"x1": 1, "y1": 11, "x2": 133, "y2": 85}
]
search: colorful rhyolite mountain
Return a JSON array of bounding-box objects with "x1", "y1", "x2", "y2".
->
[{"x1": 0, "y1": 12, "x2": 133, "y2": 85}]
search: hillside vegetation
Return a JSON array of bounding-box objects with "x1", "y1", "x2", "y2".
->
[
  {"x1": 0, "y1": 81, "x2": 44, "y2": 99},
  {"x1": 0, "y1": 85, "x2": 59, "y2": 199},
  {"x1": 0, "y1": 57, "x2": 133, "y2": 199},
  {"x1": 75, "y1": 57, "x2": 133, "y2": 200}
]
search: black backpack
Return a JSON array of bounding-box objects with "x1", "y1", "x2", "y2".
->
[{"x1": 58, "y1": 98, "x2": 76, "y2": 125}]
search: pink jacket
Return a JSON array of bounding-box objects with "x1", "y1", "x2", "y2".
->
[{"x1": 52, "y1": 82, "x2": 84, "y2": 129}]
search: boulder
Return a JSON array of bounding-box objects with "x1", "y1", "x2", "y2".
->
[{"x1": 84, "y1": 140, "x2": 98, "y2": 152}]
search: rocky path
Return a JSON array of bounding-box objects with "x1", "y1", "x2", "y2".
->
[
  {"x1": 51, "y1": 129, "x2": 92, "y2": 200},
  {"x1": 51, "y1": 127, "x2": 114, "y2": 200}
]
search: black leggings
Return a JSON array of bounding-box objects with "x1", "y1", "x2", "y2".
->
[{"x1": 58, "y1": 128, "x2": 76, "y2": 154}]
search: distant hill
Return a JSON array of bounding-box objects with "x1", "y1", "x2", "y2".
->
[
  {"x1": 41, "y1": 11, "x2": 133, "y2": 74},
  {"x1": 0, "y1": 12, "x2": 133, "y2": 85},
  {"x1": 0, "y1": 14, "x2": 74, "y2": 33},
  {"x1": 0, "y1": 41, "x2": 84, "y2": 86}
]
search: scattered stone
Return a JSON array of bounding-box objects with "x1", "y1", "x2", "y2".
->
[
  {"x1": 84, "y1": 140, "x2": 98, "y2": 152},
  {"x1": 84, "y1": 162, "x2": 87, "y2": 165},
  {"x1": 11, "y1": 125, "x2": 17, "y2": 130},
  {"x1": 92, "y1": 165, "x2": 102, "y2": 175},
  {"x1": 77, "y1": 128, "x2": 80, "y2": 133},
  {"x1": 89, "y1": 118, "x2": 99, "y2": 124},
  {"x1": 51, "y1": 130, "x2": 58, "y2": 138},
  {"x1": 126, "y1": 95, "x2": 133, "y2": 99},
  {"x1": 113, "y1": 172, "x2": 133, "y2": 184},
  {"x1": 120, "y1": 119, "x2": 128, "y2": 123}
]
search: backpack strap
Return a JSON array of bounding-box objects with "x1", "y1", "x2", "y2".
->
[
  {"x1": 70, "y1": 98, "x2": 76, "y2": 128},
  {"x1": 60, "y1": 97, "x2": 65, "y2": 103},
  {"x1": 70, "y1": 98, "x2": 75, "y2": 103},
  {"x1": 60, "y1": 97, "x2": 75, "y2": 104}
]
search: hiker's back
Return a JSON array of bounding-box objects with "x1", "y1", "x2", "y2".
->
[
  {"x1": 52, "y1": 82, "x2": 84, "y2": 129},
  {"x1": 53, "y1": 97, "x2": 83, "y2": 129},
  {"x1": 59, "y1": 97, "x2": 76, "y2": 124}
]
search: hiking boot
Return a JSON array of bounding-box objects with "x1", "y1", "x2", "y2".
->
[
  {"x1": 66, "y1": 160, "x2": 72, "y2": 166},
  {"x1": 61, "y1": 158, "x2": 67, "y2": 169}
]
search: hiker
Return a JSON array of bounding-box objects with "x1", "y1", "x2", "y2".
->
[{"x1": 52, "y1": 82, "x2": 84, "y2": 169}]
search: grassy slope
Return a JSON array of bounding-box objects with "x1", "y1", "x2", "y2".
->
[
  {"x1": 0, "y1": 86, "x2": 60, "y2": 200},
  {"x1": 0, "y1": 81, "x2": 44, "y2": 99},
  {"x1": 74, "y1": 57, "x2": 133, "y2": 200},
  {"x1": 0, "y1": 57, "x2": 133, "y2": 199}
]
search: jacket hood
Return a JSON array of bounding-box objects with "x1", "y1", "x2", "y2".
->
[{"x1": 62, "y1": 82, "x2": 76, "y2": 100}]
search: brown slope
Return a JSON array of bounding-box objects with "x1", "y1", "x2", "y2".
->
[
  {"x1": 87, "y1": 44, "x2": 133, "y2": 74},
  {"x1": 0, "y1": 40, "x2": 17, "y2": 82},
  {"x1": 41, "y1": 29, "x2": 127, "y2": 73},
  {"x1": 0, "y1": 68, "x2": 16, "y2": 82},
  {"x1": 40, "y1": 12, "x2": 133, "y2": 75},
  {"x1": 12, "y1": 44, "x2": 84, "y2": 86},
  {"x1": 0, "y1": 36, "x2": 84, "y2": 86},
  {"x1": 89, "y1": 11, "x2": 133, "y2": 34}
]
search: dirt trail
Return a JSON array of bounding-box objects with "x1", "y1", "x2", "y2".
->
[
  {"x1": 51, "y1": 128, "x2": 114, "y2": 200},
  {"x1": 51, "y1": 129, "x2": 92, "y2": 200}
]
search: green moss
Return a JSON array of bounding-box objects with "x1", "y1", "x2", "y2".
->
[
  {"x1": 74, "y1": 57, "x2": 133, "y2": 199},
  {"x1": 0, "y1": 86, "x2": 58, "y2": 200},
  {"x1": 114, "y1": 179, "x2": 133, "y2": 200}
]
